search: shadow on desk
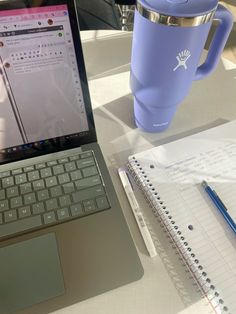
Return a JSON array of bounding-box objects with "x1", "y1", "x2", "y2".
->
[
  {"x1": 82, "y1": 31, "x2": 132, "y2": 79},
  {"x1": 96, "y1": 58, "x2": 236, "y2": 148},
  {"x1": 84, "y1": 30, "x2": 236, "y2": 156},
  {"x1": 92, "y1": 53, "x2": 235, "y2": 314}
]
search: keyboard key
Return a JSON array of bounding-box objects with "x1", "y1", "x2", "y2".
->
[
  {"x1": 4, "y1": 210, "x2": 17, "y2": 223},
  {"x1": 76, "y1": 157, "x2": 95, "y2": 169},
  {"x1": 70, "y1": 170, "x2": 82, "y2": 181},
  {"x1": 40, "y1": 167, "x2": 52, "y2": 178},
  {"x1": 23, "y1": 165, "x2": 34, "y2": 172},
  {"x1": 46, "y1": 198, "x2": 58, "y2": 211},
  {"x1": 69, "y1": 154, "x2": 80, "y2": 161},
  {"x1": 37, "y1": 189, "x2": 49, "y2": 201},
  {"x1": 35, "y1": 163, "x2": 46, "y2": 169},
  {"x1": 0, "y1": 189, "x2": 6, "y2": 200},
  {"x1": 75, "y1": 175, "x2": 101, "y2": 190},
  {"x1": 82, "y1": 166, "x2": 98, "y2": 178},
  {"x1": 58, "y1": 157, "x2": 69, "y2": 164},
  {"x1": 59, "y1": 195, "x2": 71, "y2": 207},
  {"x1": 80, "y1": 152, "x2": 92, "y2": 158},
  {"x1": 70, "y1": 203, "x2": 83, "y2": 217},
  {"x1": 43, "y1": 212, "x2": 56, "y2": 224},
  {"x1": 0, "y1": 215, "x2": 42, "y2": 238},
  {"x1": 18, "y1": 206, "x2": 31, "y2": 218},
  {"x1": 72, "y1": 185, "x2": 105, "y2": 203},
  {"x1": 0, "y1": 213, "x2": 2, "y2": 224},
  {"x1": 53, "y1": 165, "x2": 64, "y2": 175},
  {"x1": 10, "y1": 196, "x2": 23, "y2": 209},
  {"x1": 6, "y1": 186, "x2": 19, "y2": 198},
  {"x1": 32, "y1": 179, "x2": 45, "y2": 190},
  {"x1": 45, "y1": 176, "x2": 57, "y2": 188},
  {"x1": 65, "y1": 161, "x2": 76, "y2": 172},
  {"x1": 11, "y1": 168, "x2": 23, "y2": 175},
  {"x1": 47, "y1": 160, "x2": 57, "y2": 167},
  {"x1": 83, "y1": 200, "x2": 96, "y2": 212},
  {"x1": 32, "y1": 202, "x2": 45, "y2": 215},
  {"x1": 96, "y1": 196, "x2": 110, "y2": 210},
  {"x1": 28, "y1": 170, "x2": 40, "y2": 181},
  {"x1": 0, "y1": 171, "x2": 10, "y2": 178},
  {"x1": 58, "y1": 173, "x2": 70, "y2": 184},
  {"x1": 24, "y1": 192, "x2": 36, "y2": 205},
  {"x1": 0, "y1": 199, "x2": 9, "y2": 211},
  {"x1": 62, "y1": 182, "x2": 75, "y2": 194},
  {"x1": 57, "y1": 208, "x2": 70, "y2": 220},
  {"x1": 2, "y1": 176, "x2": 14, "y2": 188},
  {"x1": 15, "y1": 173, "x2": 27, "y2": 184},
  {"x1": 20, "y1": 183, "x2": 32, "y2": 194},
  {"x1": 50, "y1": 186, "x2": 63, "y2": 198}
]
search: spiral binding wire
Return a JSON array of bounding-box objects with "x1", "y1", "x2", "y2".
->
[{"x1": 127, "y1": 156, "x2": 229, "y2": 314}]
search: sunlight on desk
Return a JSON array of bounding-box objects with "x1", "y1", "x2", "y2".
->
[
  {"x1": 89, "y1": 72, "x2": 130, "y2": 109},
  {"x1": 77, "y1": 30, "x2": 236, "y2": 314},
  {"x1": 222, "y1": 57, "x2": 236, "y2": 73}
]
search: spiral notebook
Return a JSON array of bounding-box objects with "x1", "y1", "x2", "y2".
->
[{"x1": 127, "y1": 120, "x2": 236, "y2": 314}]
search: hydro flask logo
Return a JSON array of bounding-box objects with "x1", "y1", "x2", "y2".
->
[{"x1": 173, "y1": 49, "x2": 191, "y2": 71}]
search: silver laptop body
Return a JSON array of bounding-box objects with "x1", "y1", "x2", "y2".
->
[{"x1": 0, "y1": 1, "x2": 143, "y2": 313}]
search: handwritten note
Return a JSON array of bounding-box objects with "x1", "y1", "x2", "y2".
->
[{"x1": 129, "y1": 121, "x2": 236, "y2": 313}]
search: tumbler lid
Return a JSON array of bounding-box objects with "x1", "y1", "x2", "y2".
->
[{"x1": 139, "y1": 0, "x2": 218, "y2": 17}]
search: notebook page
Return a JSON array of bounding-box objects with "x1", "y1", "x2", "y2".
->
[{"x1": 131, "y1": 121, "x2": 236, "y2": 313}]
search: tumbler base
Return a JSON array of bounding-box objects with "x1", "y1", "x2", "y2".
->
[{"x1": 133, "y1": 97, "x2": 177, "y2": 133}]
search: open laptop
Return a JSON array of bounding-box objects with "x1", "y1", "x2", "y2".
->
[{"x1": 0, "y1": 1, "x2": 143, "y2": 313}]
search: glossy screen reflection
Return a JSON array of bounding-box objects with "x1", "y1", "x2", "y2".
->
[{"x1": 0, "y1": 5, "x2": 89, "y2": 151}]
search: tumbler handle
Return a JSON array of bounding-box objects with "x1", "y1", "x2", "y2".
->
[{"x1": 194, "y1": 4, "x2": 233, "y2": 80}]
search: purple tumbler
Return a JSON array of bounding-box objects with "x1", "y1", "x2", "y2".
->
[{"x1": 130, "y1": 0, "x2": 233, "y2": 132}]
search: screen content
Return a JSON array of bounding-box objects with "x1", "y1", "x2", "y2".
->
[{"x1": 0, "y1": 4, "x2": 89, "y2": 153}]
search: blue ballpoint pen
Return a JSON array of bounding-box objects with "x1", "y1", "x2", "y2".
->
[{"x1": 202, "y1": 180, "x2": 236, "y2": 234}]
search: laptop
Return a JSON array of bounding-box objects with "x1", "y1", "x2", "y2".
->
[{"x1": 0, "y1": 1, "x2": 143, "y2": 313}]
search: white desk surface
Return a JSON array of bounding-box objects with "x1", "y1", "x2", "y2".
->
[{"x1": 53, "y1": 30, "x2": 236, "y2": 314}]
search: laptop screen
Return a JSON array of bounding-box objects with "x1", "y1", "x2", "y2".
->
[{"x1": 0, "y1": 1, "x2": 96, "y2": 164}]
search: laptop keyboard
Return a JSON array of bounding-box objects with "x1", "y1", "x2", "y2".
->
[{"x1": 0, "y1": 150, "x2": 110, "y2": 239}]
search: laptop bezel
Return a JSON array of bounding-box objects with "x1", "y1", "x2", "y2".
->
[{"x1": 0, "y1": 0, "x2": 97, "y2": 165}]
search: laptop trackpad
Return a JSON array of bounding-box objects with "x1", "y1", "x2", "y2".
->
[{"x1": 0, "y1": 233, "x2": 65, "y2": 314}]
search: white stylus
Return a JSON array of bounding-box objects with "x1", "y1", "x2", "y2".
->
[{"x1": 118, "y1": 168, "x2": 157, "y2": 258}]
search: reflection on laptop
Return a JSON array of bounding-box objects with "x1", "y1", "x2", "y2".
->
[
  {"x1": 0, "y1": 1, "x2": 143, "y2": 314},
  {"x1": 0, "y1": 3, "x2": 89, "y2": 150}
]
